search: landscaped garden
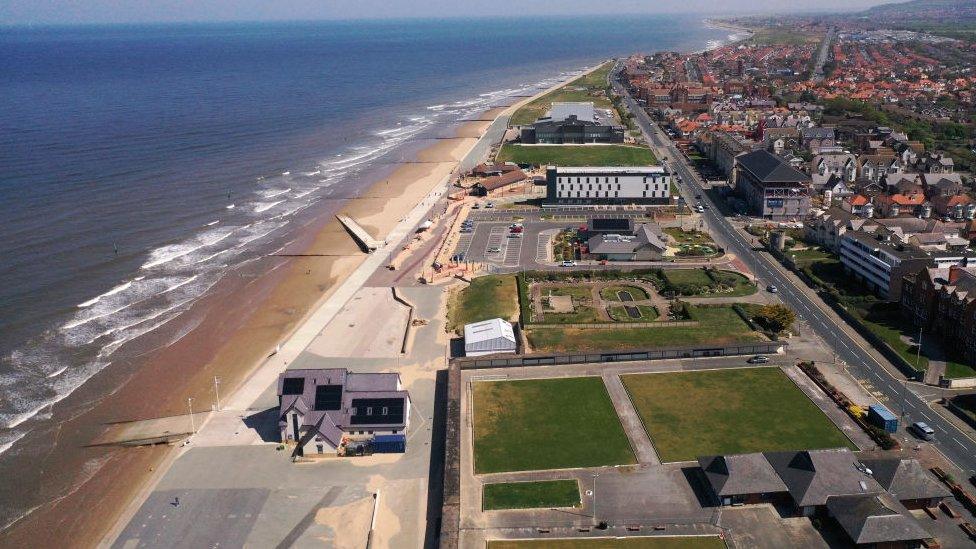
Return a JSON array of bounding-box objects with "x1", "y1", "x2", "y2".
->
[
  {"x1": 526, "y1": 304, "x2": 761, "y2": 353},
  {"x1": 482, "y1": 480, "x2": 581, "y2": 510},
  {"x1": 472, "y1": 377, "x2": 636, "y2": 473},
  {"x1": 660, "y1": 269, "x2": 756, "y2": 297},
  {"x1": 600, "y1": 285, "x2": 650, "y2": 301},
  {"x1": 621, "y1": 367, "x2": 855, "y2": 462},
  {"x1": 608, "y1": 305, "x2": 659, "y2": 322},
  {"x1": 488, "y1": 536, "x2": 728, "y2": 549},
  {"x1": 664, "y1": 228, "x2": 719, "y2": 257}
]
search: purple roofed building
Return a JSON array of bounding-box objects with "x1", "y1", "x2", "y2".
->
[{"x1": 277, "y1": 368, "x2": 410, "y2": 457}]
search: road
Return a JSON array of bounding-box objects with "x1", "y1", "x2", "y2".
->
[
  {"x1": 612, "y1": 66, "x2": 976, "y2": 476},
  {"x1": 810, "y1": 27, "x2": 836, "y2": 82}
]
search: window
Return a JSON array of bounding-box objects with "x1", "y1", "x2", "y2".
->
[
  {"x1": 586, "y1": 177, "x2": 590, "y2": 183},
  {"x1": 316, "y1": 444, "x2": 324, "y2": 454},
  {"x1": 368, "y1": 430, "x2": 373, "y2": 434},
  {"x1": 614, "y1": 191, "x2": 619, "y2": 197},
  {"x1": 382, "y1": 407, "x2": 388, "y2": 415},
  {"x1": 366, "y1": 407, "x2": 373, "y2": 415},
  {"x1": 615, "y1": 177, "x2": 619, "y2": 183}
]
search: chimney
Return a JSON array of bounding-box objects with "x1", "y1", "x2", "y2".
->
[{"x1": 949, "y1": 265, "x2": 962, "y2": 285}]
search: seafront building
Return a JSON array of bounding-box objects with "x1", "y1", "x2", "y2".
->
[
  {"x1": 732, "y1": 150, "x2": 812, "y2": 220},
  {"x1": 277, "y1": 368, "x2": 410, "y2": 457},
  {"x1": 544, "y1": 165, "x2": 672, "y2": 206},
  {"x1": 519, "y1": 101, "x2": 624, "y2": 144}
]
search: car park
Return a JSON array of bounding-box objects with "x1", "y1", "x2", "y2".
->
[{"x1": 910, "y1": 421, "x2": 935, "y2": 441}]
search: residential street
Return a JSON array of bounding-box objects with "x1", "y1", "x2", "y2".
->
[{"x1": 613, "y1": 67, "x2": 976, "y2": 477}]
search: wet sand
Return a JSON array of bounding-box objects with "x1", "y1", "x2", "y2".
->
[{"x1": 0, "y1": 63, "x2": 605, "y2": 548}]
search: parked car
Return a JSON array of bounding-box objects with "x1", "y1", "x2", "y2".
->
[
  {"x1": 460, "y1": 228, "x2": 473, "y2": 233},
  {"x1": 471, "y1": 203, "x2": 480, "y2": 209},
  {"x1": 747, "y1": 355, "x2": 769, "y2": 364},
  {"x1": 507, "y1": 233, "x2": 521, "y2": 238},
  {"x1": 910, "y1": 421, "x2": 936, "y2": 441},
  {"x1": 487, "y1": 247, "x2": 500, "y2": 253},
  {"x1": 767, "y1": 285, "x2": 778, "y2": 293},
  {"x1": 485, "y1": 202, "x2": 494, "y2": 209},
  {"x1": 560, "y1": 260, "x2": 577, "y2": 267}
]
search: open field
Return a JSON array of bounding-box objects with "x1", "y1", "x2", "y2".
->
[
  {"x1": 482, "y1": 480, "x2": 581, "y2": 510},
  {"x1": 510, "y1": 62, "x2": 612, "y2": 126},
  {"x1": 448, "y1": 275, "x2": 519, "y2": 333},
  {"x1": 488, "y1": 536, "x2": 727, "y2": 549},
  {"x1": 526, "y1": 305, "x2": 760, "y2": 353},
  {"x1": 622, "y1": 368, "x2": 854, "y2": 462},
  {"x1": 497, "y1": 144, "x2": 656, "y2": 167},
  {"x1": 472, "y1": 377, "x2": 636, "y2": 473}
]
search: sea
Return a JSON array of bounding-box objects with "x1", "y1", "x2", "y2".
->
[{"x1": 0, "y1": 15, "x2": 737, "y2": 528}]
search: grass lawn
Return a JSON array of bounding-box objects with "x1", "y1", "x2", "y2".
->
[
  {"x1": 472, "y1": 377, "x2": 636, "y2": 473},
  {"x1": 510, "y1": 62, "x2": 612, "y2": 126},
  {"x1": 497, "y1": 144, "x2": 656, "y2": 167},
  {"x1": 448, "y1": 275, "x2": 518, "y2": 333},
  {"x1": 608, "y1": 305, "x2": 659, "y2": 322},
  {"x1": 527, "y1": 305, "x2": 759, "y2": 352},
  {"x1": 662, "y1": 269, "x2": 713, "y2": 287},
  {"x1": 482, "y1": 480, "x2": 581, "y2": 510},
  {"x1": 545, "y1": 286, "x2": 592, "y2": 301},
  {"x1": 946, "y1": 361, "x2": 976, "y2": 379},
  {"x1": 600, "y1": 285, "x2": 650, "y2": 301},
  {"x1": 622, "y1": 368, "x2": 854, "y2": 462},
  {"x1": 856, "y1": 303, "x2": 929, "y2": 371},
  {"x1": 787, "y1": 246, "x2": 833, "y2": 268},
  {"x1": 488, "y1": 536, "x2": 727, "y2": 549}
]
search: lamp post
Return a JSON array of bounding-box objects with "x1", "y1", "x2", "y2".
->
[
  {"x1": 187, "y1": 397, "x2": 195, "y2": 435},
  {"x1": 213, "y1": 376, "x2": 221, "y2": 411}
]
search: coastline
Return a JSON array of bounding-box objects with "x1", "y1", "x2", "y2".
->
[{"x1": 0, "y1": 64, "x2": 604, "y2": 548}]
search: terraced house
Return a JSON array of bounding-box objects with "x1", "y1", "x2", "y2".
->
[{"x1": 901, "y1": 265, "x2": 976, "y2": 364}]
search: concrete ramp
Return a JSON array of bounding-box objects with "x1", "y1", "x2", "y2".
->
[
  {"x1": 336, "y1": 214, "x2": 383, "y2": 253},
  {"x1": 89, "y1": 412, "x2": 210, "y2": 447}
]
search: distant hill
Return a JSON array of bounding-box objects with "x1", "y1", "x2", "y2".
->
[{"x1": 862, "y1": 0, "x2": 976, "y2": 19}]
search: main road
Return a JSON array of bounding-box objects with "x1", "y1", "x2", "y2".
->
[{"x1": 611, "y1": 65, "x2": 976, "y2": 476}]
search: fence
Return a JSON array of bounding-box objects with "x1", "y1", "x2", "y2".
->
[
  {"x1": 526, "y1": 320, "x2": 698, "y2": 330},
  {"x1": 452, "y1": 341, "x2": 787, "y2": 369},
  {"x1": 941, "y1": 376, "x2": 976, "y2": 389}
]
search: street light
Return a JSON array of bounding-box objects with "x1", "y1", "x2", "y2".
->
[{"x1": 187, "y1": 397, "x2": 196, "y2": 435}]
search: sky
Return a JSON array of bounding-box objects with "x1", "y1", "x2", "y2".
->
[{"x1": 1, "y1": 0, "x2": 901, "y2": 25}]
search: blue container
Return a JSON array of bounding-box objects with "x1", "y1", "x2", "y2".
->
[
  {"x1": 371, "y1": 434, "x2": 406, "y2": 453},
  {"x1": 868, "y1": 405, "x2": 898, "y2": 433}
]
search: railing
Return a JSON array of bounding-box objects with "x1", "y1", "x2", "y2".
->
[{"x1": 452, "y1": 341, "x2": 786, "y2": 369}]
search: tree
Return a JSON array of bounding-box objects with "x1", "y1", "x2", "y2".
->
[{"x1": 754, "y1": 304, "x2": 797, "y2": 334}]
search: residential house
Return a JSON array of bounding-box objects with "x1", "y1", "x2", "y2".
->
[
  {"x1": 859, "y1": 458, "x2": 951, "y2": 510},
  {"x1": 858, "y1": 155, "x2": 902, "y2": 184},
  {"x1": 812, "y1": 152, "x2": 857, "y2": 184},
  {"x1": 901, "y1": 265, "x2": 976, "y2": 365},
  {"x1": 278, "y1": 368, "x2": 410, "y2": 457}
]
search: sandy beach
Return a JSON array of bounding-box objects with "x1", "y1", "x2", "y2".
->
[{"x1": 0, "y1": 60, "x2": 604, "y2": 548}]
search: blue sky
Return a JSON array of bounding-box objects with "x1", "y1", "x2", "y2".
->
[{"x1": 2, "y1": 0, "x2": 900, "y2": 25}]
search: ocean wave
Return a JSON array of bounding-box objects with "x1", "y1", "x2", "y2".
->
[
  {"x1": 206, "y1": 220, "x2": 220, "y2": 226},
  {"x1": 141, "y1": 227, "x2": 236, "y2": 269},
  {"x1": 253, "y1": 200, "x2": 284, "y2": 213},
  {"x1": 257, "y1": 188, "x2": 291, "y2": 199},
  {"x1": 0, "y1": 431, "x2": 27, "y2": 457},
  {"x1": 76, "y1": 281, "x2": 133, "y2": 308}
]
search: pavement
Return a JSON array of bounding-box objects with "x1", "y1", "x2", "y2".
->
[{"x1": 613, "y1": 73, "x2": 976, "y2": 478}]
